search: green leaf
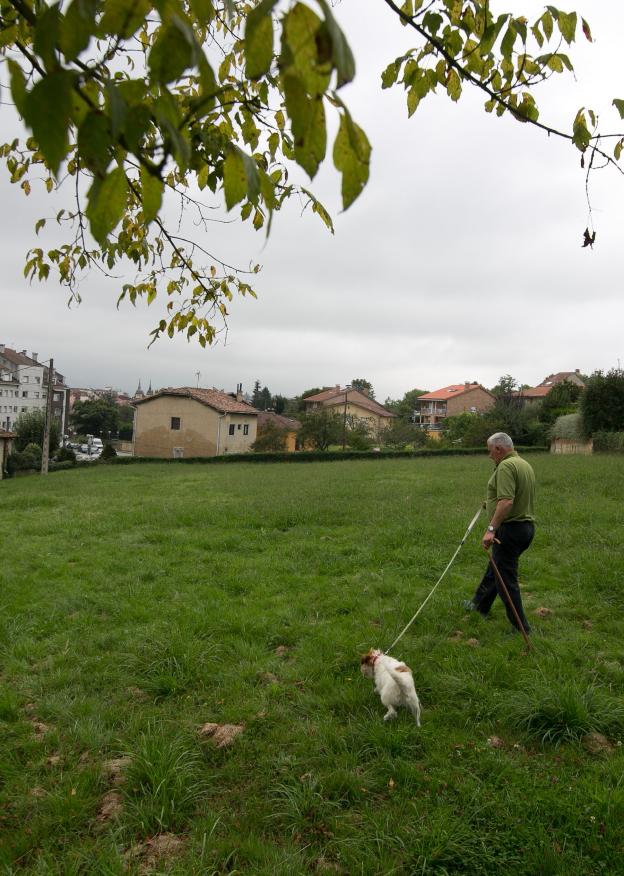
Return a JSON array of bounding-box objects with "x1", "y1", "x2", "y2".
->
[
  {"x1": 581, "y1": 18, "x2": 592, "y2": 42},
  {"x1": 245, "y1": 0, "x2": 277, "y2": 80},
  {"x1": 613, "y1": 99, "x2": 624, "y2": 120},
  {"x1": 59, "y1": 0, "x2": 97, "y2": 60},
  {"x1": 141, "y1": 166, "x2": 163, "y2": 225},
  {"x1": 281, "y1": 3, "x2": 330, "y2": 97},
  {"x1": 223, "y1": 147, "x2": 247, "y2": 210},
  {"x1": 86, "y1": 167, "x2": 128, "y2": 245},
  {"x1": 333, "y1": 112, "x2": 371, "y2": 210},
  {"x1": 381, "y1": 60, "x2": 401, "y2": 90},
  {"x1": 557, "y1": 11, "x2": 577, "y2": 45},
  {"x1": 149, "y1": 23, "x2": 194, "y2": 84},
  {"x1": 23, "y1": 71, "x2": 74, "y2": 176},
  {"x1": 572, "y1": 110, "x2": 590, "y2": 153},
  {"x1": 34, "y1": 3, "x2": 62, "y2": 71},
  {"x1": 77, "y1": 111, "x2": 113, "y2": 176},
  {"x1": 500, "y1": 24, "x2": 516, "y2": 60},
  {"x1": 541, "y1": 10, "x2": 553, "y2": 41},
  {"x1": 614, "y1": 139, "x2": 624, "y2": 162},
  {"x1": 188, "y1": 0, "x2": 215, "y2": 27},
  {"x1": 316, "y1": 0, "x2": 356, "y2": 88},
  {"x1": 8, "y1": 60, "x2": 27, "y2": 118},
  {"x1": 294, "y1": 96, "x2": 327, "y2": 179},
  {"x1": 99, "y1": 0, "x2": 152, "y2": 39},
  {"x1": 446, "y1": 68, "x2": 461, "y2": 102}
]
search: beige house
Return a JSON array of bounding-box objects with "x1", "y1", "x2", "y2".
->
[
  {"x1": 132, "y1": 387, "x2": 258, "y2": 458},
  {"x1": 513, "y1": 370, "x2": 586, "y2": 407},
  {"x1": 303, "y1": 386, "x2": 396, "y2": 438},
  {"x1": 414, "y1": 383, "x2": 495, "y2": 431},
  {"x1": 256, "y1": 411, "x2": 301, "y2": 452}
]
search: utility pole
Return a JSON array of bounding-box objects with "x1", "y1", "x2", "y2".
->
[{"x1": 41, "y1": 358, "x2": 54, "y2": 475}]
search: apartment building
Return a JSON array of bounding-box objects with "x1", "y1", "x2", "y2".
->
[{"x1": 0, "y1": 345, "x2": 70, "y2": 434}]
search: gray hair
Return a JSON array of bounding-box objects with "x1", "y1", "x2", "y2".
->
[{"x1": 487, "y1": 432, "x2": 514, "y2": 449}]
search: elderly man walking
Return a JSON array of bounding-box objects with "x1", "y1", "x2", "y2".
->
[{"x1": 464, "y1": 432, "x2": 535, "y2": 634}]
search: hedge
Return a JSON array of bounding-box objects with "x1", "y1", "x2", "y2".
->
[{"x1": 102, "y1": 446, "x2": 549, "y2": 467}]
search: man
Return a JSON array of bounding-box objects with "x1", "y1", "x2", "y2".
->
[{"x1": 464, "y1": 432, "x2": 535, "y2": 634}]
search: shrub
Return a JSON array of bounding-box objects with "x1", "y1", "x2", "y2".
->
[
  {"x1": 252, "y1": 421, "x2": 287, "y2": 452},
  {"x1": 592, "y1": 431, "x2": 624, "y2": 452},
  {"x1": 100, "y1": 443, "x2": 117, "y2": 460},
  {"x1": 55, "y1": 446, "x2": 77, "y2": 463}
]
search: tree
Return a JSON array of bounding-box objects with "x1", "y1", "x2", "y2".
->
[
  {"x1": 298, "y1": 408, "x2": 341, "y2": 451},
  {"x1": 118, "y1": 404, "x2": 135, "y2": 440},
  {"x1": 350, "y1": 378, "x2": 374, "y2": 398},
  {"x1": 580, "y1": 369, "x2": 624, "y2": 435},
  {"x1": 252, "y1": 419, "x2": 287, "y2": 451},
  {"x1": 379, "y1": 419, "x2": 427, "y2": 449},
  {"x1": 272, "y1": 394, "x2": 287, "y2": 414},
  {"x1": 490, "y1": 374, "x2": 519, "y2": 399},
  {"x1": 1, "y1": 1, "x2": 616, "y2": 347},
  {"x1": 538, "y1": 380, "x2": 582, "y2": 425},
  {"x1": 14, "y1": 408, "x2": 59, "y2": 451},
  {"x1": 384, "y1": 388, "x2": 427, "y2": 421},
  {"x1": 344, "y1": 418, "x2": 373, "y2": 450},
  {"x1": 70, "y1": 398, "x2": 119, "y2": 437}
]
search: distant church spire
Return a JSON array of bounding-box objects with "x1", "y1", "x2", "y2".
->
[
  {"x1": 146, "y1": 380, "x2": 153, "y2": 396},
  {"x1": 134, "y1": 379, "x2": 144, "y2": 398}
]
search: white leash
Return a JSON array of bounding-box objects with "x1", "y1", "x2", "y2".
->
[{"x1": 385, "y1": 505, "x2": 483, "y2": 654}]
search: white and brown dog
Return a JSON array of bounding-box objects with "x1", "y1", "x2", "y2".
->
[{"x1": 360, "y1": 649, "x2": 422, "y2": 725}]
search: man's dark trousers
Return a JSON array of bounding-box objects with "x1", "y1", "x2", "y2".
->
[{"x1": 472, "y1": 521, "x2": 534, "y2": 632}]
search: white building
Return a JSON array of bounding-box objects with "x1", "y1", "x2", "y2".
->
[{"x1": 0, "y1": 345, "x2": 70, "y2": 435}]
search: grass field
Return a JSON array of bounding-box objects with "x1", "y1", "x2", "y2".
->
[{"x1": 1, "y1": 454, "x2": 623, "y2": 875}]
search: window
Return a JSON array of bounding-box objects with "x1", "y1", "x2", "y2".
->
[
  {"x1": 237, "y1": 423, "x2": 241, "y2": 430},
  {"x1": 172, "y1": 447, "x2": 184, "y2": 458},
  {"x1": 243, "y1": 424, "x2": 249, "y2": 436},
  {"x1": 228, "y1": 424, "x2": 235, "y2": 436},
  {"x1": 22, "y1": 391, "x2": 28, "y2": 398},
  {"x1": 35, "y1": 376, "x2": 40, "y2": 383},
  {"x1": 22, "y1": 375, "x2": 29, "y2": 383},
  {"x1": 171, "y1": 417, "x2": 181, "y2": 430}
]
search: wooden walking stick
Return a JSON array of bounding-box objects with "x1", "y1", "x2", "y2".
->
[{"x1": 486, "y1": 545, "x2": 532, "y2": 650}]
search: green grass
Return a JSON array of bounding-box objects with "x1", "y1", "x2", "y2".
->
[{"x1": 1, "y1": 454, "x2": 623, "y2": 874}]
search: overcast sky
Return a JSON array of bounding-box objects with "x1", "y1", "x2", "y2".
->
[{"x1": 1, "y1": 1, "x2": 623, "y2": 401}]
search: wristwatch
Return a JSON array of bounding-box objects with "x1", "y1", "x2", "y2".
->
[{"x1": 487, "y1": 525, "x2": 495, "y2": 533}]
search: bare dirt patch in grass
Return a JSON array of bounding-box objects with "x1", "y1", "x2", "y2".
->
[{"x1": 199, "y1": 722, "x2": 244, "y2": 747}]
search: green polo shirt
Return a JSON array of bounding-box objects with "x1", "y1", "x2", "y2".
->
[{"x1": 486, "y1": 451, "x2": 535, "y2": 522}]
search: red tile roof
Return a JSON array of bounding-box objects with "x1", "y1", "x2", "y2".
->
[
  {"x1": 539, "y1": 371, "x2": 585, "y2": 387},
  {"x1": 257, "y1": 411, "x2": 301, "y2": 430},
  {"x1": 418, "y1": 383, "x2": 488, "y2": 401},
  {"x1": 512, "y1": 386, "x2": 552, "y2": 399},
  {"x1": 132, "y1": 387, "x2": 258, "y2": 415},
  {"x1": 303, "y1": 387, "x2": 395, "y2": 418}
]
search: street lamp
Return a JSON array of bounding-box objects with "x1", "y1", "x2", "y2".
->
[{"x1": 342, "y1": 384, "x2": 351, "y2": 450}]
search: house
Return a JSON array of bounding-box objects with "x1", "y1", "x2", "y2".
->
[
  {"x1": 0, "y1": 428, "x2": 15, "y2": 479},
  {"x1": 256, "y1": 411, "x2": 301, "y2": 452},
  {"x1": 132, "y1": 386, "x2": 258, "y2": 458},
  {"x1": 413, "y1": 383, "x2": 495, "y2": 431},
  {"x1": 0, "y1": 345, "x2": 70, "y2": 434},
  {"x1": 302, "y1": 385, "x2": 396, "y2": 438},
  {"x1": 513, "y1": 370, "x2": 586, "y2": 406}
]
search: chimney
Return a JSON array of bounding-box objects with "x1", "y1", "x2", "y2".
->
[
  {"x1": 236, "y1": 382, "x2": 243, "y2": 402},
  {"x1": 0, "y1": 343, "x2": 4, "y2": 353},
  {"x1": 575, "y1": 368, "x2": 580, "y2": 374},
  {"x1": 335, "y1": 384, "x2": 341, "y2": 390},
  {"x1": 32, "y1": 352, "x2": 38, "y2": 362},
  {"x1": 21, "y1": 349, "x2": 27, "y2": 356}
]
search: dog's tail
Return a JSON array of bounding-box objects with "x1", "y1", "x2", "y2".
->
[
  {"x1": 387, "y1": 663, "x2": 412, "y2": 690},
  {"x1": 388, "y1": 663, "x2": 421, "y2": 725}
]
